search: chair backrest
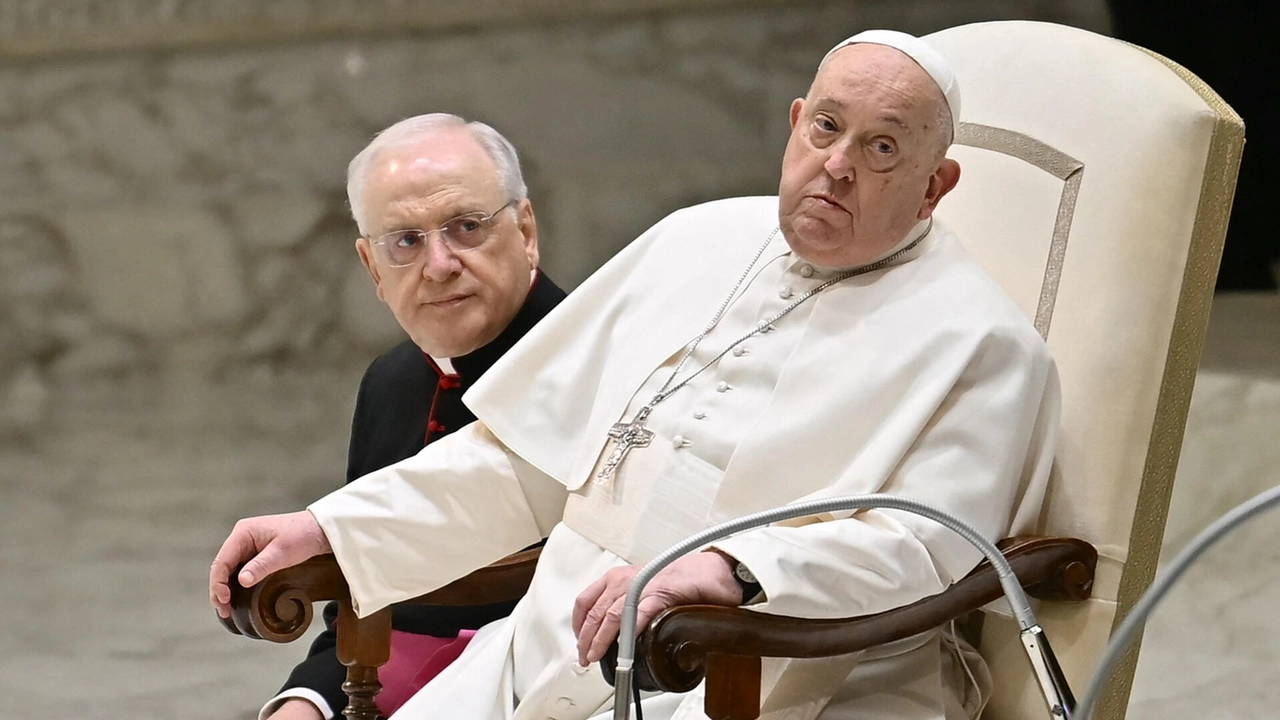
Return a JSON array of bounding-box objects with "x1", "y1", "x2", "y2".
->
[{"x1": 924, "y1": 21, "x2": 1244, "y2": 720}]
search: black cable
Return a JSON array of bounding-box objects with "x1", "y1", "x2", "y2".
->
[{"x1": 632, "y1": 675, "x2": 644, "y2": 720}]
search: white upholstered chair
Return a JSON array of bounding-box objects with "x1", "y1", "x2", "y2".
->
[{"x1": 928, "y1": 20, "x2": 1244, "y2": 719}]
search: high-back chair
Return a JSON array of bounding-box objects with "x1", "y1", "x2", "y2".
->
[
  {"x1": 930, "y1": 20, "x2": 1243, "y2": 719},
  {"x1": 222, "y1": 20, "x2": 1244, "y2": 720},
  {"x1": 602, "y1": 19, "x2": 1244, "y2": 720}
]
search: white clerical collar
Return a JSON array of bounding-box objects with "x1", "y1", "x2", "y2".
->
[
  {"x1": 423, "y1": 268, "x2": 538, "y2": 377},
  {"x1": 798, "y1": 218, "x2": 934, "y2": 277}
]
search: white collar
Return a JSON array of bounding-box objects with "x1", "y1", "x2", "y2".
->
[{"x1": 421, "y1": 268, "x2": 539, "y2": 376}]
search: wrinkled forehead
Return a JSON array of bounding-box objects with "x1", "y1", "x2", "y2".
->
[
  {"x1": 810, "y1": 45, "x2": 943, "y2": 120},
  {"x1": 818, "y1": 30, "x2": 960, "y2": 130}
]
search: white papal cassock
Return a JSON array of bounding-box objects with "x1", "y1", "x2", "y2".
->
[{"x1": 308, "y1": 196, "x2": 1061, "y2": 720}]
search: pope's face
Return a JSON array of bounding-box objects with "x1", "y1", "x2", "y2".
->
[
  {"x1": 778, "y1": 44, "x2": 960, "y2": 267},
  {"x1": 355, "y1": 129, "x2": 539, "y2": 358}
]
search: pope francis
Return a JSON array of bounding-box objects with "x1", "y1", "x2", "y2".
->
[{"x1": 211, "y1": 30, "x2": 1060, "y2": 720}]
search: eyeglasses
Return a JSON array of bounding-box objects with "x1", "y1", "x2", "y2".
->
[{"x1": 369, "y1": 199, "x2": 518, "y2": 268}]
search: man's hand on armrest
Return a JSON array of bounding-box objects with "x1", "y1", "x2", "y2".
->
[
  {"x1": 209, "y1": 510, "x2": 332, "y2": 618},
  {"x1": 571, "y1": 551, "x2": 742, "y2": 667}
]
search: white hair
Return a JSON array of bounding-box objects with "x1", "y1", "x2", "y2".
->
[{"x1": 346, "y1": 113, "x2": 528, "y2": 236}]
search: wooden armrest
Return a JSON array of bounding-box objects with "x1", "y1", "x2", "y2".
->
[
  {"x1": 409, "y1": 547, "x2": 543, "y2": 606},
  {"x1": 218, "y1": 548, "x2": 543, "y2": 720},
  {"x1": 603, "y1": 535, "x2": 1096, "y2": 694},
  {"x1": 219, "y1": 547, "x2": 543, "y2": 641},
  {"x1": 218, "y1": 553, "x2": 388, "y2": 719},
  {"x1": 219, "y1": 554, "x2": 349, "y2": 642}
]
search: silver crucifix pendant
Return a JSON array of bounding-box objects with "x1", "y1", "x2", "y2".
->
[{"x1": 595, "y1": 405, "x2": 655, "y2": 484}]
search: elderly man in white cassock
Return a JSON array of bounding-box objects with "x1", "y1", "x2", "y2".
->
[{"x1": 212, "y1": 30, "x2": 1059, "y2": 720}]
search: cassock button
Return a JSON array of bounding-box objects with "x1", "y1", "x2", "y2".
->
[
  {"x1": 716, "y1": 381, "x2": 730, "y2": 392},
  {"x1": 799, "y1": 264, "x2": 815, "y2": 278},
  {"x1": 779, "y1": 286, "x2": 793, "y2": 299},
  {"x1": 731, "y1": 346, "x2": 746, "y2": 357},
  {"x1": 556, "y1": 697, "x2": 576, "y2": 710},
  {"x1": 693, "y1": 411, "x2": 706, "y2": 420}
]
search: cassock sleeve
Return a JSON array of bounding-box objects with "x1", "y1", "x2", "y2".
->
[
  {"x1": 712, "y1": 327, "x2": 1060, "y2": 619},
  {"x1": 309, "y1": 421, "x2": 568, "y2": 618}
]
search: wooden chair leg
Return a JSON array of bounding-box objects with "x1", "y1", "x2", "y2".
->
[
  {"x1": 704, "y1": 653, "x2": 761, "y2": 720},
  {"x1": 341, "y1": 666, "x2": 383, "y2": 720},
  {"x1": 335, "y1": 602, "x2": 392, "y2": 720}
]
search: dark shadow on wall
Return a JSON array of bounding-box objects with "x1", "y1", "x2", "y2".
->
[{"x1": 1109, "y1": 0, "x2": 1279, "y2": 292}]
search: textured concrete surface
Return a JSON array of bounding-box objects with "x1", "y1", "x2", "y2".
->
[{"x1": 0, "y1": 369, "x2": 359, "y2": 719}]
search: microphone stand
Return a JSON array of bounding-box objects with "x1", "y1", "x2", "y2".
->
[{"x1": 610, "y1": 494, "x2": 1075, "y2": 720}]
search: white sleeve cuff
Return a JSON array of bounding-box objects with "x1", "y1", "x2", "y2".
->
[{"x1": 259, "y1": 688, "x2": 334, "y2": 720}]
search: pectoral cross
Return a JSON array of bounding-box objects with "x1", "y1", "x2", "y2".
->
[{"x1": 595, "y1": 405, "x2": 655, "y2": 484}]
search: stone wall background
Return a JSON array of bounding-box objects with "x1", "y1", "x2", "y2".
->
[{"x1": 0, "y1": 3, "x2": 1153, "y2": 719}]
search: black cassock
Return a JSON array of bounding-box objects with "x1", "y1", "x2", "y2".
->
[{"x1": 274, "y1": 273, "x2": 566, "y2": 717}]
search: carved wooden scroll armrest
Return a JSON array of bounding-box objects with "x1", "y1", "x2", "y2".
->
[
  {"x1": 219, "y1": 554, "x2": 349, "y2": 642},
  {"x1": 217, "y1": 555, "x2": 390, "y2": 720},
  {"x1": 218, "y1": 548, "x2": 542, "y2": 720},
  {"x1": 603, "y1": 534, "x2": 1096, "y2": 719},
  {"x1": 218, "y1": 547, "x2": 544, "y2": 641}
]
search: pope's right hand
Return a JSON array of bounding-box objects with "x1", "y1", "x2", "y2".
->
[{"x1": 209, "y1": 510, "x2": 332, "y2": 618}]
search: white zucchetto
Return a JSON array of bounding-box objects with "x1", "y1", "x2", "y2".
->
[{"x1": 822, "y1": 29, "x2": 962, "y2": 134}]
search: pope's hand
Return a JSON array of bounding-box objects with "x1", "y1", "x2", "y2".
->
[
  {"x1": 209, "y1": 510, "x2": 331, "y2": 618},
  {"x1": 571, "y1": 551, "x2": 743, "y2": 666}
]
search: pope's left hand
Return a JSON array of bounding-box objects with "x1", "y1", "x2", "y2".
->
[{"x1": 571, "y1": 550, "x2": 744, "y2": 666}]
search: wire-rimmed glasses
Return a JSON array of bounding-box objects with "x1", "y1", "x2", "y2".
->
[{"x1": 369, "y1": 199, "x2": 518, "y2": 268}]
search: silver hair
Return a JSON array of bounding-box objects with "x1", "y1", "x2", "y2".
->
[{"x1": 346, "y1": 113, "x2": 528, "y2": 236}]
